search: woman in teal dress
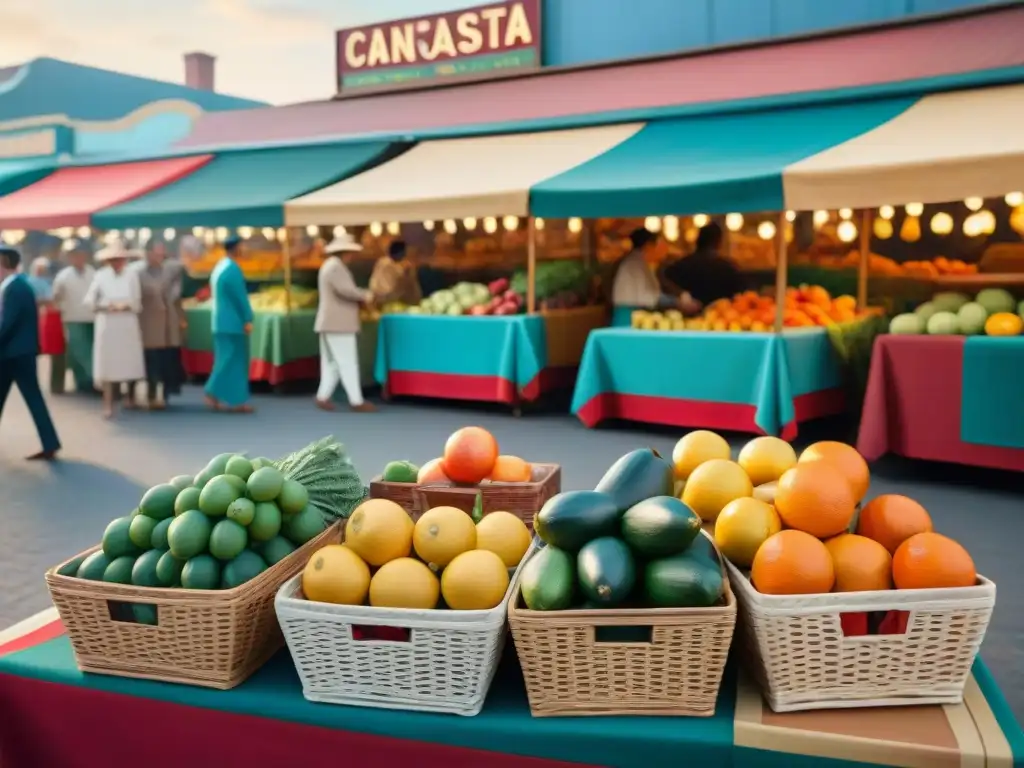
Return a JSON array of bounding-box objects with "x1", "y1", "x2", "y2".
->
[{"x1": 204, "y1": 237, "x2": 254, "y2": 413}]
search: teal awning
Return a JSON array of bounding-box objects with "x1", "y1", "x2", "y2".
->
[
  {"x1": 529, "y1": 97, "x2": 916, "y2": 218},
  {"x1": 0, "y1": 158, "x2": 54, "y2": 198},
  {"x1": 92, "y1": 142, "x2": 397, "y2": 230}
]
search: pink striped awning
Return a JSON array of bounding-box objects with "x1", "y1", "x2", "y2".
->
[{"x1": 0, "y1": 156, "x2": 212, "y2": 230}]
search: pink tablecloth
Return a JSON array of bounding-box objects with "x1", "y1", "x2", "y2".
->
[{"x1": 857, "y1": 335, "x2": 1024, "y2": 471}]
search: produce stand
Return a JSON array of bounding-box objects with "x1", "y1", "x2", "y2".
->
[
  {"x1": 1, "y1": 612, "x2": 1021, "y2": 768},
  {"x1": 571, "y1": 327, "x2": 846, "y2": 438},
  {"x1": 182, "y1": 306, "x2": 378, "y2": 389},
  {"x1": 858, "y1": 335, "x2": 1024, "y2": 471},
  {"x1": 374, "y1": 314, "x2": 565, "y2": 405}
]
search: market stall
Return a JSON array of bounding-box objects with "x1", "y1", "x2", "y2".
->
[
  {"x1": 529, "y1": 99, "x2": 911, "y2": 434},
  {"x1": 284, "y1": 126, "x2": 638, "y2": 407},
  {"x1": 2, "y1": 618, "x2": 1020, "y2": 768},
  {"x1": 89, "y1": 141, "x2": 398, "y2": 387},
  {"x1": 778, "y1": 83, "x2": 1024, "y2": 468}
]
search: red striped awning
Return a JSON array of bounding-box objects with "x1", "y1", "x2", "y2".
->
[{"x1": 0, "y1": 155, "x2": 212, "y2": 230}]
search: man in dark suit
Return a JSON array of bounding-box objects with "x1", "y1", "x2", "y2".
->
[{"x1": 0, "y1": 247, "x2": 61, "y2": 460}]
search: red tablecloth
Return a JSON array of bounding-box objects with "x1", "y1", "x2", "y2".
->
[{"x1": 857, "y1": 335, "x2": 1024, "y2": 471}]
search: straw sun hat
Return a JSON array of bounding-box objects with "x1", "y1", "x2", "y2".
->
[
  {"x1": 324, "y1": 233, "x2": 363, "y2": 255},
  {"x1": 95, "y1": 243, "x2": 141, "y2": 262}
]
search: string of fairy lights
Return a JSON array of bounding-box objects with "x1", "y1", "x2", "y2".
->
[{"x1": 0, "y1": 192, "x2": 1021, "y2": 250}]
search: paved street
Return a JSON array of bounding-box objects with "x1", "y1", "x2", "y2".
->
[{"x1": 2, "y1": 381, "x2": 1021, "y2": 721}]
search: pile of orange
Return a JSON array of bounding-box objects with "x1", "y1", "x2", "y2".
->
[
  {"x1": 809, "y1": 251, "x2": 977, "y2": 277},
  {"x1": 700, "y1": 285, "x2": 865, "y2": 331},
  {"x1": 417, "y1": 426, "x2": 534, "y2": 485},
  {"x1": 745, "y1": 441, "x2": 978, "y2": 596}
]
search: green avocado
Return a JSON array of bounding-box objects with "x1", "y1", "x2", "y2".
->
[
  {"x1": 620, "y1": 496, "x2": 702, "y2": 558},
  {"x1": 382, "y1": 460, "x2": 419, "y2": 483}
]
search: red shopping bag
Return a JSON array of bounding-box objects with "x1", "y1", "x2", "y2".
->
[{"x1": 38, "y1": 307, "x2": 66, "y2": 356}]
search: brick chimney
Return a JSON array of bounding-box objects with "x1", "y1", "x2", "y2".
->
[{"x1": 184, "y1": 52, "x2": 215, "y2": 91}]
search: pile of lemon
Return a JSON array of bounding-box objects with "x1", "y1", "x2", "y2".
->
[{"x1": 302, "y1": 498, "x2": 532, "y2": 611}]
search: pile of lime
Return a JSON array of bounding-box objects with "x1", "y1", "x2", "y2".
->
[{"x1": 75, "y1": 452, "x2": 326, "y2": 618}]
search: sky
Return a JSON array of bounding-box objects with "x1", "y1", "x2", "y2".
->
[{"x1": 0, "y1": 0, "x2": 482, "y2": 105}]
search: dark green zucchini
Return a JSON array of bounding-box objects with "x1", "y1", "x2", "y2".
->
[
  {"x1": 594, "y1": 449, "x2": 674, "y2": 512},
  {"x1": 577, "y1": 537, "x2": 636, "y2": 607},
  {"x1": 533, "y1": 490, "x2": 620, "y2": 551}
]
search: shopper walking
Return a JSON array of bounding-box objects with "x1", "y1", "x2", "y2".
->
[
  {"x1": 205, "y1": 236, "x2": 253, "y2": 413},
  {"x1": 85, "y1": 243, "x2": 146, "y2": 419},
  {"x1": 314, "y1": 234, "x2": 375, "y2": 413},
  {"x1": 0, "y1": 246, "x2": 61, "y2": 459},
  {"x1": 52, "y1": 241, "x2": 96, "y2": 393}
]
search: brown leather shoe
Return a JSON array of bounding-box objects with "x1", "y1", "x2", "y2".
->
[
  {"x1": 315, "y1": 398, "x2": 336, "y2": 412},
  {"x1": 351, "y1": 402, "x2": 377, "y2": 413}
]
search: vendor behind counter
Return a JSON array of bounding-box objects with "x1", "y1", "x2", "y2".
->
[
  {"x1": 611, "y1": 228, "x2": 700, "y2": 326},
  {"x1": 662, "y1": 222, "x2": 747, "y2": 308}
]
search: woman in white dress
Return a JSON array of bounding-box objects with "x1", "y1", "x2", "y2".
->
[{"x1": 84, "y1": 244, "x2": 146, "y2": 419}]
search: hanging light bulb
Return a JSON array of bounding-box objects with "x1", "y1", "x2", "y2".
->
[
  {"x1": 1005, "y1": 191, "x2": 1024, "y2": 207},
  {"x1": 977, "y1": 209, "x2": 996, "y2": 234},
  {"x1": 76, "y1": 226, "x2": 91, "y2": 239},
  {"x1": 644, "y1": 215, "x2": 662, "y2": 233},
  {"x1": 332, "y1": 225, "x2": 346, "y2": 237},
  {"x1": 462, "y1": 217, "x2": 477, "y2": 231},
  {"x1": 567, "y1": 217, "x2": 582, "y2": 234},
  {"x1": 502, "y1": 215, "x2": 519, "y2": 231},
  {"x1": 757, "y1": 221, "x2": 777, "y2": 241},
  {"x1": 1009, "y1": 205, "x2": 1024, "y2": 237},
  {"x1": 812, "y1": 210, "x2": 829, "y2": 228},
  {"x1": 204, "y1": 230, "x2": 215, "y2": 245},
  {"x1": 839, "y1": 208, "x2": 853, "y2": 220},
  {"x1": 692, "y1": 214, "x2": 709, "y2": 228},
  {"x1": 260, "y1": 227, "x2": 274, "y2": 240},
  {"x1": 306, "y1": 225, "x2": 319, "y2": 236},
  {"x1": 964, "y1": 196, "x2": 984, "y2": 212},
  {"x1": 905, "y1": 202, "x2": 924, "y2": 217},
  {"x1": 663, "y1": 215, "x2": 680, "y2": 242},
  {"x1": 107, "y1": 230, "x2": 122, "y2": 243},
  {"x1": 368, "y1": 222, "x2": 383, "y2": 237},
  {"x1": 534, "y1": 217, "x2": 545, "y2": 231},
  {"x1": 56, "y1": 227, "x2": 74, "y2": 239},
  {"x1": 61, "y1": 238, "x2": 76, "y2": 252},
  {"x1": 192, "y1": 227, "x2": 204, "y2": 237},
  {"x1": 483, "y1": 217, "x2": 498, "y2": 234},
  {"x1": 124, "y1": 228, "x2": 136, "y2": 240},
  {"x1": 873, "y1": 217, "x2": 894, "y2": 239},
  {"x1": 138, "y1": 227, "x2": 151, "y2": 241},
  {"x1": 725, "y1": 213, "x2": 744, "y2": 232},
  {"x1": 785, "y1": 210, "x2": 797, "y2": 223},
  {"x1": 878, "y1": 205, "x2": 895, "y2": 220},
  {"x1": 900, "y1": 215, "x2": 921, "y2": 242},
  {"x1": 215, "y1": 227, "x2": 228, "y2": 241},
  {"x1": 963, "y1": 213, "x2": 983, "y2": 237},
  {"x1": 930, "y1": 212, "x2": 954, "y2": 236},
  {"x1": 386, "y1": 221, "x2": 401, "y2": 236},
  {"x1": 163, "y1": 228, "x2": 177, "y2": 240},
  {"x1": 423, "y1": 220, "x2": 435, "y2": 231},
  {"x1": 237, "y1": 227, "x2": 253, "y2": 239},
  {"x1": 837, "y1": 220, "x2": 858, "y2": 243},
  {"x1": 443, "y1": 219, "x2": 458, "y2": 235}
]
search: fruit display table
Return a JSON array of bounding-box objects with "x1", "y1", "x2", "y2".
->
[
  {"x1": 375, "y1": 315, "x2": 570, "y2": 406},
  {"x1": 571, "y1": 328, "x2": 846, "y2": 438},
  {"x1": 858, "y1": 335, "x2": 1024, "y2": 471},
  {"x1": 1, "y1": 610, "x2": 1021, "y2": 768},
  {"x1": 182, "y1": 307, "x2": 377, "y2": 389}
]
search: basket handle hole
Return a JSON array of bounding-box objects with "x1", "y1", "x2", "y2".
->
[
  {"x1": 107, "y1": 601, "x2": 159, "y2": 626},
  {"x1": 841, "y1": 610, "x2": 910, "y2": 637},
  {"x1": 593, "y1": 625, "x2": 653, "y2": 644},
  {"x1": 352, "y1": 625, "x2": 411, "y2": 643}
]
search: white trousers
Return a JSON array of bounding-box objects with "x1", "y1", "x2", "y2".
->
[{"x1": 317, "y1": 333, "x2": 364, "y2": 406}]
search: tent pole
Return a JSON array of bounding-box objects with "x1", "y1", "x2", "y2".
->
[
  {"x1": 857, "y1": 209, "x2": 871, "y2": 311},
  {"x1": 527, "y1": 216, "x2": 537, "y2": 314},
  {"x1": 282, "y1": 227, "x2": 293, "y2": 316},
  {"x1": 773, "y1": 211, "x2": 788, "y2": 333}
]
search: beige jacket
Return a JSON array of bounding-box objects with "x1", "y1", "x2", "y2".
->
[{"x1": 314, "y1": 256, "x2": 370, "y2": 334}]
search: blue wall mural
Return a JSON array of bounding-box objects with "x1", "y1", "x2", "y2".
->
[
  {"x1": 542, "y1": 0, "x2": 1013, "y2": 67},
  {"x1": 74, "y1": 112, "x2": 196, "y2": 157}
]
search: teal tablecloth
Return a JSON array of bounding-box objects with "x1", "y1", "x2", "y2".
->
[
  {"x1": 961, "y1": 336, "x2": 1024, "y2": 449},
  {"x1": 571, "y1": 328, "x2": 843, "y2": 435},
  {"x1": 374, "y1": 314, "x2": 548, "y2": 398}
]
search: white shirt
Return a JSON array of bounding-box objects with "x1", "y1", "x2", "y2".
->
[
  {"x1": 612, "y1": 250, "x2": 662, "y2": 308},
  {"x1": 53, "y1": 264, "x2": 97, "y2": 323},
  {"x1": 84, "y1": 265, "x2": 142, "y2": 314}
]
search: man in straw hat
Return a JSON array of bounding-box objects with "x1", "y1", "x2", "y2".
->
[
  {"x1": 84, "y1": 242, "x2": 145, "y2": 419},
  {"x1": 52, "y1": 239, "x2": 97, "y2": 394},
  {"x1": 314, "y1": 232, "x2": 376, "y2": 413},
  {"x1": 0, "y1": 246, "x2": 61, "y2": 459},
  {"x1": 205, "y1": 236, "x2": 254, "y2": 413}
]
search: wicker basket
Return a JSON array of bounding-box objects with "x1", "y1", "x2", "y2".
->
[
  {"x1": 725, "y1": 559, "x2": 996, "y2": 712},
  {"x1": 44, "y1": 523, "x2": 338, "y2": 689},
  {"x1": 369, "y1": 462, "x2": 561, "y2": 529},
  {"x1": 276, "y1": 528, "x2": 536, "y2": 716},
  {"x1": 508, "y1": 538, "x2": 737, "y2": 718}
]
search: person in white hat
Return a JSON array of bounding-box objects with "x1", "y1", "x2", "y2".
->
[
  {"x1": 84, "y1": 243, "x2": 145, "y2": 418},
  {"x1": 314, "y1": 233, "x2": 376, "y2": 413}
]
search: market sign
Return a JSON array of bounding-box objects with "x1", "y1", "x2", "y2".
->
[{"x1": 336, "y1": 0, "x2": 541, "y2": 96}]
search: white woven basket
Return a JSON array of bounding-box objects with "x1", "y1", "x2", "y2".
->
[
  {"x1": 725, "y1": 559, "x2": 996, "y2": 713},
  {"x1": 275, "y1": 542, "x2": 536, "y2": 716}
]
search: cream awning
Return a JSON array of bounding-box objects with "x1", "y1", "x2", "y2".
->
[
  {"x1": 783, "y1": 84, "x2": 1024, "y2": 210},
  {"x1": 283, "y1": 124, "x2": 643, "y2": 226}
]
